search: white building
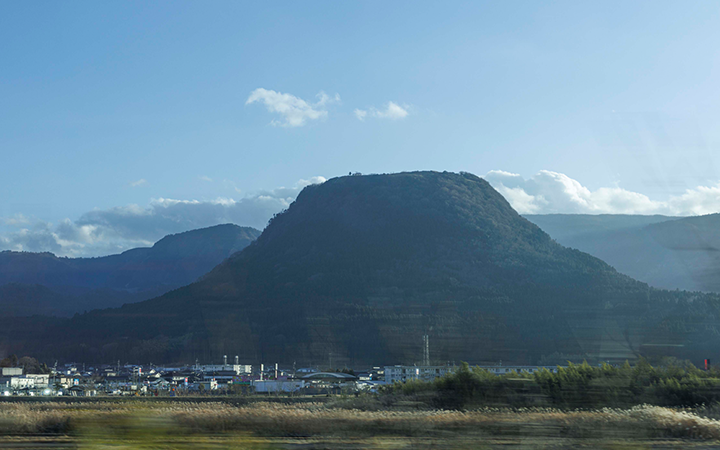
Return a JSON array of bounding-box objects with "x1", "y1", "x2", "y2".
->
[
  {"x1": 1, "y1": 375, "x2": 36, "y2": 390},
  {"x1": 385, "y1": 364, "x2": 563, "y2": 383},
  {"x1": 25, "y1": 374, "x2": 50, "y2": 388},
  {"x1": 476, "y1": 365, "x2": 564, "y2": 374},
  {"x1": 385, "y1": 365, "x2": 455, "y2": 383},
  {"x1": 196, "y1": 364, "x2": 252, "y2": 375},
  {"x1": 202, "y1": 370, "x2": 237, "y2": 383}
]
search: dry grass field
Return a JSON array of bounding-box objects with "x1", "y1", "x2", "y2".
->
[{"x1": 4, "y1": 400, "x2": 720, "y2": 448}]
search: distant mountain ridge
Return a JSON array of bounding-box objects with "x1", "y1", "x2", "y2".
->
[
  {"x1": 524, "y1": 214, "x2": 720, "y2": 292},
  {"x1": 524, "y1": 214, "x2": 677, "y2": 239},
  {"x1": 0, "y1": 224, "x2": 261, "y2": 316},
  {"x1": 5, "y1": 172, "x2": 719, "y2": 367}
]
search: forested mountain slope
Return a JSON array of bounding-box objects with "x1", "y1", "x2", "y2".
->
[
  {"x1": 0, "y1": 224, "x2": 261, "y2": 316},
  {"x1": 3, "y1": 172, "x2": 720, "y2": 367}
]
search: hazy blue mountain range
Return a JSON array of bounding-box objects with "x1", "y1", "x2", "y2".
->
[
  {"x1": 0, "y1": 224, "x2": 261, "y2": 316},
  {"x1": 524, "y1": 214, "x2": 720, "y2": 293},
  {"x1": 5, "y1": 171, "x2": 719, "y2": 367}
]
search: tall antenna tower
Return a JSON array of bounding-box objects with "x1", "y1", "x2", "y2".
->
[{"x1": 422, "y1": 334, "x2": 430, "y2": 366}]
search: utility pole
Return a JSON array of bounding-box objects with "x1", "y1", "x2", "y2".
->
[{"x1": 422, "y1": 334, "x2": 430, "y2": 366}]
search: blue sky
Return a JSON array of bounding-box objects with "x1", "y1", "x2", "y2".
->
[{"x1": 2, "y1": 1, "x2": 720, "y2": 256}]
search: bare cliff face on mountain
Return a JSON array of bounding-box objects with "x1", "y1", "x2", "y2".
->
[{"x1": 4, "y1": 172, "x2": 720, "y2": 366}]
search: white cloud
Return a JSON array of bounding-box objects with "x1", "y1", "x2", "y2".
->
[
  {"x1": 2, "y1": 214, "x2": 31, "y2": 226},
  {"x1": 315, "y1": 92, "x2": 341, "y2": 106},
  {"x1": 246, "y1": 88, "x2": 339, "y2": 127},
  {"x1": 12, "y1": 169, "x2": 720, "y2": 257},
  {"x1": 130, "y1": 179, "x2": 147, "y2": 187},
  {"x1": 0, "y1": 176, "x2": 326, "y2": 257},
  {"x1": 1, "y1": 222, "x2": 64, "y2": 254},
  {"x1": 354, "y1": 109, "x2": 368, "y2": 121},
  {"x1": 199, "y1": 176, "x2": 213, "y2": 182},
  {"x1": 484, "y1": 170, "x2": 720, "y2": 216},
  {"x1": 667, "y1": 184, "x2": 720, "y2": 216},
  {"x1": 375, "y1": 101, "x2": 409, "y2": 119},
  {"x1": 355, "y1": 101, "x2": 409, "y2": 121},
  {"x1": 296, "y1": 176, "x2": 327, "y2": 188}
]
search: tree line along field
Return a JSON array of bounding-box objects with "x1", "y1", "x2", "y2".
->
[{"x1": 384, "y1": 359, "x2": 720, "y2": 409}]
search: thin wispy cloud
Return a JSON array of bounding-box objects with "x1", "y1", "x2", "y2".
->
[
  {"x1": 246, "y1": 88, "x2": 339, "y2": 127},
  {"x1": 355, "y1": 101, "x2": 410, "y2": 121},
  {"x1": 223, "y1": 179, "x2": 243, "y2": 194},
  {"x1": 199, "y1": 176, "x2": 213, "y2": 182},
  {"x1": 2, "y1": 214, "x2": 31, "y2": 226},
  {"x1": 354, "y1": 109, "x2": 368, "y2": 121},
  {"x1": 130, "y1": 179, "x2": 148, "y2": 187},
  {"x1": 375, "y1": 101, "x2": 409, "y2": 119}
]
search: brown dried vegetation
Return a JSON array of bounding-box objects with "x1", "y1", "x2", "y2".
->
[{"x1": 3, "y1": 400, "x2": 720, "y2": 442}]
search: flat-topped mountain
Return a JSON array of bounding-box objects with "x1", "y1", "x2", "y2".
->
[
  {"x1": 0, "y1": 224, "x2": 261, "y2": 316},
  {"x1": 5, "y1": 172, "x2": 720, "y2": 366}
]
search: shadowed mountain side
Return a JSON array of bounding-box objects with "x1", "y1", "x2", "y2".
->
[
  {"x1": 525, "y1": 214, "x2": 720, "y2": 292},
  {"x1": 6, "y1": 172, "x2": 720, "y2": 366},
  {"x1": 0, "y1": 283, "x2": 166, "y2": 317},
  {"x1": 0, "y1": 224, "x2": 261, "y2": 316}
]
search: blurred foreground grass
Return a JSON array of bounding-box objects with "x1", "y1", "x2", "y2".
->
[{"x1": 4, "y1": 399, "x2": 720, "y2": 448}]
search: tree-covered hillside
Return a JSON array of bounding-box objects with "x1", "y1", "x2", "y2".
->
[
  {"x1": 4, "y1": 172, "x2": 720, "y2": 366},
  {"x1": 0, "y1": 224, "x2": 261, "y2": 316}
]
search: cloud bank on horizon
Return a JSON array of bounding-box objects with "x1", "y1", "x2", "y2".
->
[
  {"x1": 0, "y1": 177, "x2": 326, "y2": 258},
  {"x1": 485, "y1": 170, "x2": 720, "y2": 216},
  {"x1": 3, "y1": 170, "x2": 720, "y2": 258}
]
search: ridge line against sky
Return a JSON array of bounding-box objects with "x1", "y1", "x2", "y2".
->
[
  {"x1": 2, "y1": 2, "x2": 720, "y2": 257},
  {"x1": 3, "y1": 170, "x2": 720, "y2": 258}
]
